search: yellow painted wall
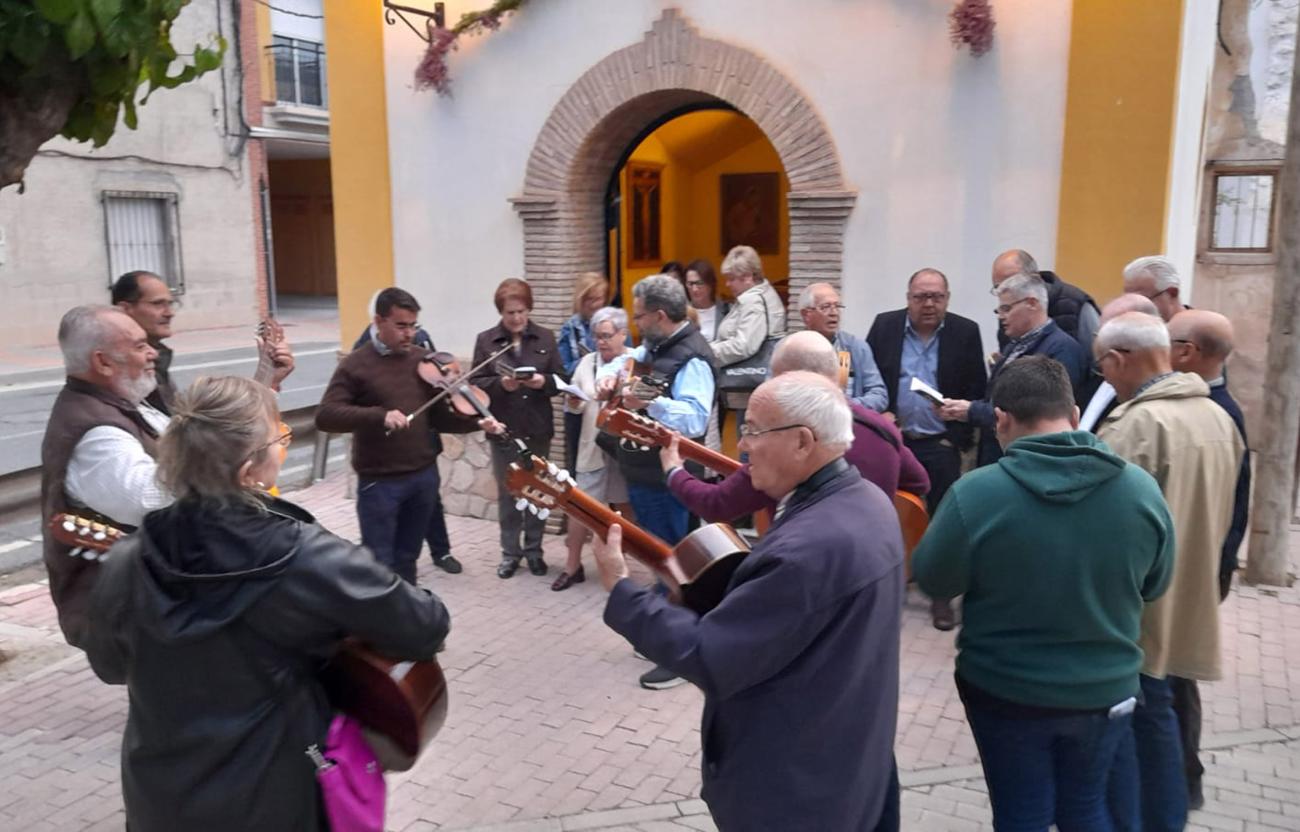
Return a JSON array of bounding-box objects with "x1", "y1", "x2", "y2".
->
[
  {"x1": 1055, "y1": 0, "x2": 1184, "y2": 302},
  {"x1": 323, "y1": 1, "x2": 394, "y2": 346},
  {"x1": 618, "y1": 111, "x2": 789, "y2": 310},
  {"x1": 254, "y1": 0, "x2": 274, "y2": 103}
]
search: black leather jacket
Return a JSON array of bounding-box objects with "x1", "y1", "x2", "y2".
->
[{"x1": 84, "y1": 495, "x2": 449, "y2": 832}]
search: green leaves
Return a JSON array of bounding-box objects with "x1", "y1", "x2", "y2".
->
[{"x1": 1, "y1": 0, "x2": 225, "y2": 152}]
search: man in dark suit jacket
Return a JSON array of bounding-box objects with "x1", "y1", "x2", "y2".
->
[
  {"x1": 938, "y1": 273, "x2": 1087, "y2": 469},
  {"x1": 868, "y1": 268, "x2": 987, "y2": 631},
  {"x1": 867, "y1": 268, "x2": 987, "y2": 512}
]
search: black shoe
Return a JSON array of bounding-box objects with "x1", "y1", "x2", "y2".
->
[
  {"x1": 526, "y1": 555, "x2": 548, "y2": 576},
  {"x1": 551, "y1": 566, "x2": 585, "y2": 591},
  {"x1": 433, "y1": 554, "x2": 462, "y2": 574},
  {"x1": 497, "y1": 557, "x2": 520, "y2": 579},
  {"x1": 639, "y1": 665, "x2": 685, "y2": 690},
  {"x1": 1188, "y1": 778, "x2": 1204, "y2": 811},
  {"x1": 931, "y1": 598, "x2": 956, "y2": 631}
]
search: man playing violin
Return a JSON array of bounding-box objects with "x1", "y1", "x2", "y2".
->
[
  {"x1": 596, "y1": 273, "x2": 718, "y2": 691},
  {"x1": 593, "y1": 371, "x2": 903, "y2": 831},
  {"x1": 317, "y1": 288, "x2": 503, "y2": 584}
]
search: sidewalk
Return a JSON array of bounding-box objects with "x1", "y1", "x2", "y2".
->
[
  {"x1": 0, "y1": 295, "x2": 341, "y2": 383},
  {"x1": 0, "y1": 468, "x2": 1298, "y2": 830}
]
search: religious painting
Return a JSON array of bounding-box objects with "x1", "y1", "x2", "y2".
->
[
  {"x1": 721, "y1": 172, "x2": 780, "y2": 255},
  {"x1": 627, "y1": 162, "x2": 662, "y2": 267}
]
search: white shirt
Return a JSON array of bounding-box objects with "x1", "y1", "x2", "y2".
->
[
  {"x1": 1079, "y1": 381, "x2": 1117, "y2": 433},
  {"x1": 695, "y1": 305, "x2": 719, "y2": 341},
  {"x1": 64, "y1": 402, "x2": 172, "y2": 527}
]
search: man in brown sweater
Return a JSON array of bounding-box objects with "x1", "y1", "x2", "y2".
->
[{"x1": 317, "y1": 288, "x2": 501, "y2": 583}]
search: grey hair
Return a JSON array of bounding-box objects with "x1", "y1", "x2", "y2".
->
[
  {"x1": 796, "y1": 282, "x2": 836, "y2": 311},
  {"x1": 1095, "y1": 313, "x2": 1171, "y2": 353},
  {"x1": 770, "y1": 331, "x2": 839, "y2": 381},
  {"x1": 632, "y1": 274, "x2": 688, "y2": 322},
  {"x1": 1123, "y1": 255, "x2": 1180, "y2": 291},
  {"x1": 760, "y1": 371, "x2": 853, "y2": 452},
  {"x1": 995, "y1": 273, "x2": 1049, "y2": 307},
  {"x1": 157, "y1": 376, "x2": 280, "y2": 507},
  {"x1": 590, "y1": 305, "x2": 627, "y2": 332},
  {"x1": 721, "y1": 245, "x2": 765, "y2": 281},
  {"x1": 58, "y1": 305, "x2": 127, "y2": 375}
]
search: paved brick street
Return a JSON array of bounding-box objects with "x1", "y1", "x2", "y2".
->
[{"x1": 2, "y1": 469, "x2": 1299, "y2": 830}]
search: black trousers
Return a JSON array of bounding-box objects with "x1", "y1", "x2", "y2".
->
[
  {"x1": 1169, "y1": 678, "x2": 1204, "y2": 789},
  {"x1": 904, "y1": 434, "x2": 962, "y2": 515}
]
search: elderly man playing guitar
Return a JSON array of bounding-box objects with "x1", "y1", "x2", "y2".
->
[{"x1": 593, "y1": 371, "x2": 903, "y2": 832}]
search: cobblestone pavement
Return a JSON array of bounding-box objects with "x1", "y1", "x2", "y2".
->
[{"x1": 1, "y1": 469, "x2": 1298, "y2": 830}]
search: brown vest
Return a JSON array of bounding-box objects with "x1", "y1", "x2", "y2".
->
[{"x1": 41, "y1": 377, "x2": 160, "y2": 648}]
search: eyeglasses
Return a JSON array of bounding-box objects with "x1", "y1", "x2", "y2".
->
[
  {"x1": 255, "y1": 425, "x2": 294, "y2": 454},
  {"x1": 685, "y1": 280, "x2": 707, "y2": 288},
  {"x1": 140, "y1": 298, "x2": 181, "y2": 311},
  {"x1": 813, "y1": 303, "x2": 846, "y2": 314},
  {"x1": 738, "y1": 423, "x2": 811, "y2": 440},
  {"x1": 593, "y1": 329, "x2": 622, "y2": 342},
  {"x1": 909, "y1": 292, "x2": 949, "y2": 304},
  {"x1": 994, "y1": 298, "x2": 1033, "y2": 316}
]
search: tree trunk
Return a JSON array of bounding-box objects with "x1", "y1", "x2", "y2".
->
[
  {"x1": 0, "y1": 62, "x2": 80, "y2": 192},
  {"x1": 1245, "y1": 33, "x2": 1300, "y2": 587}
]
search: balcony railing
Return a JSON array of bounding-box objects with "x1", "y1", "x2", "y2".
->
[{"x1": 268, "y1": 38, "x2": 327, "y2": 108}]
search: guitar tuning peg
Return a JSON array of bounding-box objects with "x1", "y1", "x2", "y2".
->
[
  {"x1": 537, "y1": 508, "x2": 551, "y2": 521},
  {"x1": 515, "y1": 498, "x2": 529, "y2": 512},
  {"x1": 546, "y1": 462, "x2": 559, "y2": 477},
  {"x1": 556, "y1": 469, "x2": 571, "y2": 483},
  {"x1": 526, "y1": 503, "x2": 538, "y2": 516},
  {"x1": 62, "y1": 519, "x2": 75, "y2": 532},
  {"x1": 92, "y1": 531, "x2": 106, "y2": 541},
  {"x1": 79, "y1": 549, "x2": 96, "y2": 561}
]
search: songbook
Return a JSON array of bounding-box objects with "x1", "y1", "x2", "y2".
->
[{"x1": 909, "y1": 377, "x2": 946, "y2": 406}]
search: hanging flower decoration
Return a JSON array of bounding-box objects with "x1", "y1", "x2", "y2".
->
[
  {"x1": 414, "y1": 0, "x2": 529, "y2": 96},
  {"x1": 949, "y1": 0, "x2": 996, "y2": 57}
]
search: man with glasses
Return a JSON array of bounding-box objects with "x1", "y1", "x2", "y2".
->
[
  {"x1": 111, "y1": 270, "x2": 295, "y2": 414},
  {"x1": 317, "y1": 288, "x2": 503, "y2": 585},
  {"x1": 1122, "y1": 255, "x2": 1188, "y2": 322},
  {"x1": 593, "y1": 371, "x2": 903, "y2": 831},
  {"x1": 939, "y1": 273, "x2": 1087, "y2": 468},
  {"x1": 1093, "y1": 313, "x2": 1242, "y2": 830},
  {"x1": 798, "y1": 282, "x2": 888, "y2": 412},
  {"x1": 867, "y1": 268, "x2": 987, "y2": 629},
  {"x1": 991, "y1": 249, "x2": 1100, "y2": 351}
]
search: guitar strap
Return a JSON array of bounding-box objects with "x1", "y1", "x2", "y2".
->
[{"x1": 852, "y1": 411, "x2": 899, "y2": 451}]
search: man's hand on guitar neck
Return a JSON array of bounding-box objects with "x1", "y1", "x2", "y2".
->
[
  {"x1": 592, "y1": 523, "x2": 630, "y2": 591},
  {"x1": 659, "y1": 432, "x2": 684, "y2": 473}
]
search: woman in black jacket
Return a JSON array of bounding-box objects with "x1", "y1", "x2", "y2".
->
[{"x1": 84, "y1": 376, "x2": 448, "y2": 832}]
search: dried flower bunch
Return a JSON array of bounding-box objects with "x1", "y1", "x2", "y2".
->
[
  {"x1": 414, "y1": 0, "x2": 528, "y2": 96},
  {"x1": 949, "y1": 0, "x2": 996, "y2": 57}
]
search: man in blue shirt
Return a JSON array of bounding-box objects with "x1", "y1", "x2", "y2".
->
[
  {"x1": 598, "y1": 274, "x2": 718, "y2": 691},
  {"x1": 797, "y1": 283, "x2": 888, "y2": 412}
]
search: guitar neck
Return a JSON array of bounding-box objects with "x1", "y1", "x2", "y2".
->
[
  {"x1": 674, "y1": 436, "x2": 741, "y2": 476},
  {"x1": 559, "y1": 486, "x2": 678, "y2": 576}
]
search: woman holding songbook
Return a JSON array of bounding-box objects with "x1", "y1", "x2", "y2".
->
[{"x1": 82, "y1": 376, "x2": 448, "y2": 832}]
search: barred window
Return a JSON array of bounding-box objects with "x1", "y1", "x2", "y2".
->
[
  {"x1": 102, "y1": 192, "x2": 183, "y2": 290},
  {"x1": 1210, "y1": 172, "x2": 1276, "y2": 252}
]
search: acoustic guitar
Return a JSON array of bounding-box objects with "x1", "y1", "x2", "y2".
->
[
  {"x1": 596, "y1": 406, "x2": 740, "y2": 476},
  {"x1": 503, "y1": 445, "x2": 750, "y2": 614},
  {"x1": 893, "y1": 491, "x2": 929, "y2": 580},
  {"x1": 48, "y1": 512, "x2": 447, "y2": 771}
]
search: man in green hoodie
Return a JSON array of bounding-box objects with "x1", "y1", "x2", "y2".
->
[{"x1": 913, "y1": 355, "x2": 1174, "y2": 831}]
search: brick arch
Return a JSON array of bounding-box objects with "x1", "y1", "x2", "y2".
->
[{"x1": 512, "y1": 8, "x2": 856, "y2": 328}]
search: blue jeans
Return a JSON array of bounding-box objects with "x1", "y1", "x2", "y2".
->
[
  {"x1": 626, "y1": 483, "x2": 689, "y2": 546},
  {"x1": 356, "y1": 464, "x2": 442, "y2": 584},
  {"x1": 961, "y1": 682, "x2": 1133, "y2": 831},
  {"x1": 1107, "y1": 674, "x2": 1187, "y2": 832},
  {"x1": 423, "y1": 495, "x2": 451, "y2": 560}
]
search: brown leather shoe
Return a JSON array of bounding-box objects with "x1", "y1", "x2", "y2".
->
[
  {"x1": 551, "y1": 566, "x2": 586, "y2": 591},
  {"x1": 931, "y1": 598, "x2": 956, "y2": 631}
]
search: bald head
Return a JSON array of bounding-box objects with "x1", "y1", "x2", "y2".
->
[
  {"x1": 770, "y1": 330, "x2": 839, "y2": 381},
  {"x1": 1169, "y1": 309, "x2": 1234, "y2": 380},
  {"x1": 1099, "y1": 293, "x2": 1160, "y2": 326},
  {"x1": 992, "y1": 249, "x2": 1039, "y2": 286}
]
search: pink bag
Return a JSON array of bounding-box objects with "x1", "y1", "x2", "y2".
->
[{"x1": 307, "y1": 715, "x2": 387, "y2": 832}]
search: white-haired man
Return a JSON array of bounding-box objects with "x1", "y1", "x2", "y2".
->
[
  {"x1": 1094, "y1": 312, "x2": 1243, "y2": 831},
  {"x1": 991, "y1": 249, "x2": 1100, "y2": 350},
  {"x1": 594, "y1": 371, "x2": 902, "y2": 831},
  {"x1": 940, "y1": 273, "x2": 1088, "y2": 467},
  {"x1": 40, "y1": 306, "x2": 165, "y2": 647},
  {"x1": 1122, "y1": 256, "x2": 1187, "y2": 322},
  {"x1": 797, "y1": 282, "x2": 888, "y2": 412}
]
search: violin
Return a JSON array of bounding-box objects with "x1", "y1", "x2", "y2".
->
[{"x1": 418, "y1": 352, "x2": 493, "y2": 421}]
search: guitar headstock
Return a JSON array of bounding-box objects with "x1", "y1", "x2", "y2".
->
[
  {"x1": 503, "y1": 444, "x2": 574, "y2": 520},
  {"x1": 596, "y1": 407, "x2": 669, "y2": 450},
  {"x1": 48, "y1": 513, "x2": 125, "y2": 561}
]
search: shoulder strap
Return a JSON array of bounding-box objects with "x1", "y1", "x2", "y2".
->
[{"x1": 852, "y1": 411, "x2": 899, "y2": 450}]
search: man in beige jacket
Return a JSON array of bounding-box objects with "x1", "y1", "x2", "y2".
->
[{"x1": 1095, "y1": 312, "x2": 1244, "y2": 831}]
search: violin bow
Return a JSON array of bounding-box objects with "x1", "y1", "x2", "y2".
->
[{"x1": 391, "y1": 343, "x2": 513, "y2": 433}]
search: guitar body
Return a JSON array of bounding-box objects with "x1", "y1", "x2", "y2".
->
[
  {"x1": 893, "y1": 490, "x2": 929, "y2": 580},
  {"x1": 318, "y1": 645, "x2": 448, "y2": 772},
  {"x1": 672, "y1": 523, "x2": 751, "y2": 614}
]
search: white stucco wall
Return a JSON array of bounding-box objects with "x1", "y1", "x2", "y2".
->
[
  {"x1": 0, "y1": 0, "x2": 261, "y2": 350},
  {"x1": 271, "y1": 0, "x2": 325, "y2": 43},
  {"x1": 384, "y1": 0, "x2": 1074, "y2": 355}
]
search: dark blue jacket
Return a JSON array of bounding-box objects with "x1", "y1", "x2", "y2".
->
[
  {"x1": 971, "y1": 320, "x2": 1088, "y2": 466},
  {"x1": 1208, "y1": 383, "x2": 1250, "y2": 597},
  {"x1": 604, "y1": 463, "x2": 903, "y2": 831}
]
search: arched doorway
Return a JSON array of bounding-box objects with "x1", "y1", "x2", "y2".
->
[{"x1": 511, "y1": 8, "x2": 855, "y2": 330}]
